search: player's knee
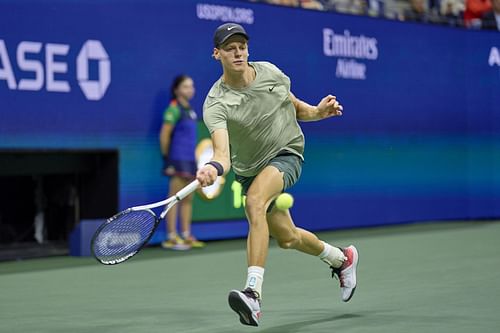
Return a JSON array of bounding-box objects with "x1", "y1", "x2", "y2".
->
[
  {"x1": 245, "y1": 194, "x2": 266, "y2": 219},
  {"x1": 277, "y1": 234, "x2": 300, "y2": 250}
]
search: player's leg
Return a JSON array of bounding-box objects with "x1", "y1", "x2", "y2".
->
[
  {"x1": 166, "y1": 176, "x2": 182, "y2": 237},
  {"x1": 267, "y1": 207, "x2": 323, "y2": 255},
  {"x1": 162, "y1": 176, "x2": 186, "y2": 249},
  {"x1": 179, "y1": 187, "x2": 193, "y2": 237},
  {"x1": 228, "y1": 165, "x2": 283, "y2": 326},
  {"x1": 267, "y1": 203, "x2": 359, "y2": 302},
  {"x1": 244, "y1": 165, "x2": 284, "y2": 267},
  {"x1": 264, "y1": 154, "x2": 329, "y2": 258},
  {"x1": 179, "y1": 189, "x2": 205, "y2": 248},
  {"x1": 267, "y1": 152, "x2": 359, "y2": 302}
]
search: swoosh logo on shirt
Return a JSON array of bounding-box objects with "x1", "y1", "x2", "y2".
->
[{"x1": 269, "y1": 84, "x2": 277, "y2": 92}]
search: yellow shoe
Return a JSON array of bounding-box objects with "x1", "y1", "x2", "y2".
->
[
  {"x1": 183, "y1": 235, "x2": 206, "y2": 248},
  {"x1": 161, "y1": 236, "x2": 191, "y2": 250}
]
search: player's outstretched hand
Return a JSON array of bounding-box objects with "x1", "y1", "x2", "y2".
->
[
  {"x1": 317, "y1": 95, "x2": 343, "y2": 119},
  {"x1": 197, "y1": 165, "x2": 218, "y2": 187}
]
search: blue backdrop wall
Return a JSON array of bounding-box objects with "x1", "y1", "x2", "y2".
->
[{"x1": 1, "y1": 0, "x2": 499, "y2": 240}]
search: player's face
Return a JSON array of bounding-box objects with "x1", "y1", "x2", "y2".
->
[
  {"x1": 175, "y1": 78, "x2": 195, "y2": 101},
  {"x1": 214, "y1": 35, "x2": 249, "y2": 73}
]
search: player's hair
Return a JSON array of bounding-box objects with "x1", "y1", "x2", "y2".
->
[{"x1": 170, "y1": 75, "x2": 192, "y2": 100}]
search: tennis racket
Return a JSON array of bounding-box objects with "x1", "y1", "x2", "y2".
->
[{"x1": 91, "y1": 180, "x2": 200, "y2": 265}]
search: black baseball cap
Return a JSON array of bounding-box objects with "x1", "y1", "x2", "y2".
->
[{"x1": 213, "y1": 23, "x2": 249, "y2": 48}]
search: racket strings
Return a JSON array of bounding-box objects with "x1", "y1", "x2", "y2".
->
[{"x1": 93, "y1": 210, "x2": 157, "y2": 263}]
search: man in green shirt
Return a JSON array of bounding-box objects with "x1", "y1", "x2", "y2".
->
[{"x1": 197, "y1": 23, "x2": 359, "y2": 327}]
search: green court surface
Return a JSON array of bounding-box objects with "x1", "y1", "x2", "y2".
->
[{"x1": 1, "y1": 221, "x2": 499, "y2": 333}]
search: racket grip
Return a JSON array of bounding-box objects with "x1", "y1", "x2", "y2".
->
[{"x1": 176, "y1": 180, "x2": 200, "y2": 201}]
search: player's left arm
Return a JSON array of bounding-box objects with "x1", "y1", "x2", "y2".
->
[{"x1": 290, "y1": 92, "x2": 343, "y2": 122}]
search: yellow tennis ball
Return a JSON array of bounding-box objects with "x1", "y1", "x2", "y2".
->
[{"x1": 275, "y1": 193, "x2": 294, "y2": 210}]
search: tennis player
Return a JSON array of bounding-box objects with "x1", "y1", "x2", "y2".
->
[{"x1": 196, "y1": 23, "x2": 359, "y2": 326}]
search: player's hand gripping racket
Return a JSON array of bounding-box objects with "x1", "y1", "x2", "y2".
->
[{"x1": 91, "y1": 180, "x2": 200, "y2": 265}]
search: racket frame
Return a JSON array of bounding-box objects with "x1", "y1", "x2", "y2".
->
[{"x1": 91, "y1": 180, "x2": 199, "y2": 265}]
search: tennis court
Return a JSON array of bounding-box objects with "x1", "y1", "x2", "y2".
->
[{"x1": 1, "y1": 221, "x2": 499, "y2": 333}]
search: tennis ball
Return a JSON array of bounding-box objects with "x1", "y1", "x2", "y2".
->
[{"x1": 275, "y1": 193, "x2": 294, "y2": 210}]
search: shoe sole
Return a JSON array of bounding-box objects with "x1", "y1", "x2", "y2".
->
[
  {"x1": 228, "y1": 291, "x2": 259, "y2": 327},
  {"x1": 172, "y1": 244, "x2": 191, "y2": 250},
  {"x1": 343, "y1": 245, "x2": 359, "y2": 302},
  {"x1": 161, "y1": 244, "x2": 191, "y2": 250}
]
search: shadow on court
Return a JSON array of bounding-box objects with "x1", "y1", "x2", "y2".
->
[
  {"x1": 251, "y1": 310, "x2": 475, "y2": 333},
  {"x1": 257, "y1": 313, "x2": 364, "y2": 333}
]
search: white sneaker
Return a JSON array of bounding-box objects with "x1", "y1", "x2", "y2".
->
[
  {"x1": 331, "y1": 245, "x2": 359, "y2": 302},
  {"x1": 228, "y1": 288, "x2": 262, "y2": 326}
]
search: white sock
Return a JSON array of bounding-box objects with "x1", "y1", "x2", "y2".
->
[
  {"x1": 168, "y1": 232, "x2": 177, "y2": 240},
  {"x1": 245, "y1": 266, "x2": 264, "y2": 298},
  {"x1": 318, "y1": 241, "x2": 346, "y2": 268},
  {"x1": 182, "y1": 231, "x2": 190, "y2": 239}
]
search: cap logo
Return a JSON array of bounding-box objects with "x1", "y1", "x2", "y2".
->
[{"x1": 227, "y1": 26, "x2": 236, "y2": 31}]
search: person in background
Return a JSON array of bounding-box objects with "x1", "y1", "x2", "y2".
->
[
  {"x1": 300, "y1": 0, "x2": 325, "y2": 10},
  {"x1": 266, "y1": 0, "x2": 299, "y2": 6},
  {"x1": 440, "y1": 0, "x2": 465, "y2": 26},
  {"x1": 403, "y1": 0, "x2": 434, "y2": 22},
  {"x1": 481, "y1": 0, "x2": 500, "y2": 29},
  {"x1": 327, "y1": 0, "x2": 368, "y2": 15},
  {"x1": 159, "y1": 75, "x2": 205, "y2": 250},
  {"x1": 464, "y1": 0, "x2": 491, "y2": 27},
  {"x1": 367, "y1": 0, "x2": 384, "y2": 17}
]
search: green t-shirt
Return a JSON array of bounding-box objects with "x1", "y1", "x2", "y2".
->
[
  {"x1": 203, "y1": 61, "x2": 305, "y2": 177},
  {"x1": 163, "y1": 103, "x2": 181, "y2": 125}
]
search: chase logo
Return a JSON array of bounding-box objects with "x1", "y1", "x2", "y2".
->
[
  {"x1": 0, "y1": 39, "x2": 111, "y2": 101},
  {"x1": 77, "y1": 40, "x2": 111, "y2": 101}
]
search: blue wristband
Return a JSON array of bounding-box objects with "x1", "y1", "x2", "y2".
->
[{"x1": 205, "y1": 161, "x2": 224, "y2": 176}]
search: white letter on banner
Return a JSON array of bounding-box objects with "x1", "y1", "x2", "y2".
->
[
  {"x1": 0, "y1": 40, "x2": 17, "y2": 89},
  {"x1": 77, "y1": 40, "x2": 111, "y2": 101},
  {"x1": 17, "y1": 41, "x2": 44, "y2": 91},
  {"x1": 323, "y1": 28, "x2": 334, "y2": 56},
  {"x1": 488, "y1": 47, "x2": 500, "y2": 67},
  {"x1": 46, "y1": 43, "x2": 70, "y2": 92}
]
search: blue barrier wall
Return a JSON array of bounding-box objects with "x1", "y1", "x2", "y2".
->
[{"x1": 1, "y1": 0, "x2": 499, "y2": 240}]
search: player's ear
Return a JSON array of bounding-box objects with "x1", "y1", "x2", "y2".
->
[{"x1": 212, "y1": 48, "x2": 221, "y2": 61}]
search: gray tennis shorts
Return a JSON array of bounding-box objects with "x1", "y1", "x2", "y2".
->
[{"x1": 235, "y1": 152, "x2": 303, "y2": 212}]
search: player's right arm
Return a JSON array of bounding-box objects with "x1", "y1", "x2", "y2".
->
[{"x1": 196, "y1": 129, "x2": 231, "y2": 187}]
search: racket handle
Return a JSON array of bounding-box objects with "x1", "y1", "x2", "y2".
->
[{"x1": 176, "y1": 180, "x2": 200, "y2": 201}]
